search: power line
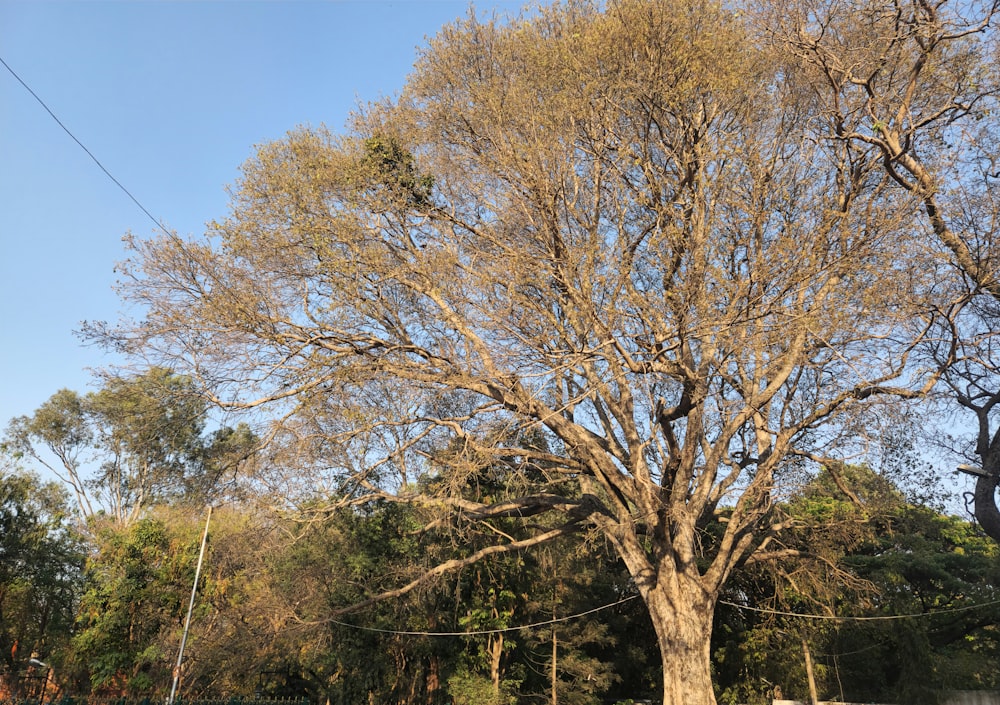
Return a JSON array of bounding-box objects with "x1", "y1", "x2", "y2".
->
[
  {"x1": 323, "y1": 594, "x2": 641, "y2": 637},
  {"x1": 719, "y1": 597, "x2": 1000, "y2": 622},
  {"x1": 0, "y1": 53, "x2": 167, "y2": 235},
  {"x1": 317, "y1": 591, "x2": 1000, "y2": 639}
]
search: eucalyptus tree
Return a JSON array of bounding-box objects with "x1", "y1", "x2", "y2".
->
[
  {"x1": 7, "y1": 368, "x2": 257, "y2": 526},
  {"x1": 99, "y1": 1, "x2": 958, "y2": 702}
]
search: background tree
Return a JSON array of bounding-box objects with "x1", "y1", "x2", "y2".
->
[
  {"x1": 227, "y1": 501, "x2": 637, "y2": 705},
  {"x1": 70, "y1": 510, "x2": 194, "y2": 695},
  {"x1": 514, "y1": 543, "x2": 629, "y2": 705},
  {"x1": 0, "y1": 457, "x2": 84, "y2": 696},
  {"x1": 714, "y1": 466, "x2": 1000, "y2": 705},
  {"x1": 99, "y1": 1, "x2": 970, "y2": 702},
  {"x1": 836, "y1": 506, "x2": 1000, "y2": 702},
  {"x1": 7, "y1": 368, "x2": 257, "y2": 527}
]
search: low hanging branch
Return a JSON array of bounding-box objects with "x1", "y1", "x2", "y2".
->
[{"x1": 324, "y1": 518, "x2": 588, "y2": 619}]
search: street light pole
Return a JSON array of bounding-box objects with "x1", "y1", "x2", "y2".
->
[{"x1": 168, "y1": 505, "x2": 212, "y2": 705}]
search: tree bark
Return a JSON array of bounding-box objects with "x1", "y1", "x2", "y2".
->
[
  {"x1": 551, "y1": 626, "x2": 558, "y2": 705},
  {"x1": 643, "y1": 577, "x2": 717, "y2": 705},
  {"x1": 488, "y1": 631, "x2": 503, "y2": 699},
  {"x1": 973, "y1": 473, "x2": 1000, "y2": 543},
  {"x1": 426, "y1": 655, "x2": 440, "y2": 705}
]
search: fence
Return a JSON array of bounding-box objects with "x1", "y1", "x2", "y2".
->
[{"x1": 0, "y1": 698, "x2": 311, "y2": 705}]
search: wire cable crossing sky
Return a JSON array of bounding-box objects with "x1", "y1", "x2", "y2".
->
[
  {"x1": 0, "y1": 54, "x2": 167, "y2": 235},
  {"x1": 0, "y1": 1, "x2": 523, "y2": 430}
]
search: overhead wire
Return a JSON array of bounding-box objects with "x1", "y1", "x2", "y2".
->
[
  {"x1": 315, "y1": 593, "x2": 1000, "y2": 639},
  {"x1": 323, "y1": 594, "x2": 642, "y2": 637},
  {"x1": 719, "y1": 596, "x2": 1000, "y2": 623},
  {"x1": 0, "y1": 53, "x2": 168, "y2": 235}
]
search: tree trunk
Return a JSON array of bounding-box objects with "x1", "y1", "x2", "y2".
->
[
  {"x1": 643, "y1": 578, "x2": 717, "y2": 705},
  {"x1": 426, "y1": 655, "x2": 440, "y2": 705},
  {"x1": 551, "y1": 582, "x2": 559, "y2": 705},
  {"x1": 488, "y1": 631, "x2": 504, "y2": 698},
  {"x1": 802, "y1": 638, "x2": 819, "y2": 705},
  {"x1": 973, "y1": 472, "x2": 1000, "y2": 544}
]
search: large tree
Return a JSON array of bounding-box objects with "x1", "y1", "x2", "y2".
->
[
  {"x1": 768, "y1": 0, "x2": 1000, "y2": 539},
  {"x1": 101, "y1": 1, "x2": 966, "y2": 701}
]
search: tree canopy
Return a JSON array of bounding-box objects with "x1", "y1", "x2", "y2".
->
[
  {"x1": 6, "y1": 368, "x2": 257, "y2": 527},
  {"x1": 77, "y1": 0, "x2": 1000, "y2": 703}
]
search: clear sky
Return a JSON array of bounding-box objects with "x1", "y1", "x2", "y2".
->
[{"x1": 0, "y1": 0, "x2": 523, "y2": 430}]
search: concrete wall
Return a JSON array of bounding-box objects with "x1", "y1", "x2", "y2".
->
[
  {"x1": 773, "y1": 694, "x2": 1000, "y2": 705},
  {"x1": 942, "y1": 694, "x2": 1000, "y2": 705},
  {"x1": 773, "y1": 700, "x2": 891, "y2": 705}
]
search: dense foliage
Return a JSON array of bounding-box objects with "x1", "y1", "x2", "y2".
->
[
  {"x1": 3, "y1": 440, "x2": 999, "y2": 705},
  {"x1": 0, "y1": 463, "x2": 83, "y2": 697}
]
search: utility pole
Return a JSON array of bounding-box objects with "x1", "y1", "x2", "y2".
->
[
  {"x1": 168, "y1": 505, "x2": 212, "y2": 705},
  {"x1": 551, "y1": 580, "x2": 560, "y2": 705},
  {"x1": 801, "y1": 638, "x2": 819, "y2": 705}
]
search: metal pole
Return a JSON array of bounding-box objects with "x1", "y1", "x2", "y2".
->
[
  {"x1": 802, "y1": 637, "x2": 819, "y2": 705},
  {"x1": 169, "y1": 505, "x2": 212, "y2": 705}
]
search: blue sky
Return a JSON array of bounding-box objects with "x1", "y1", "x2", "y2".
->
[{"x1": 0, "y1": 0, "x2": 522, "y2": 429}]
